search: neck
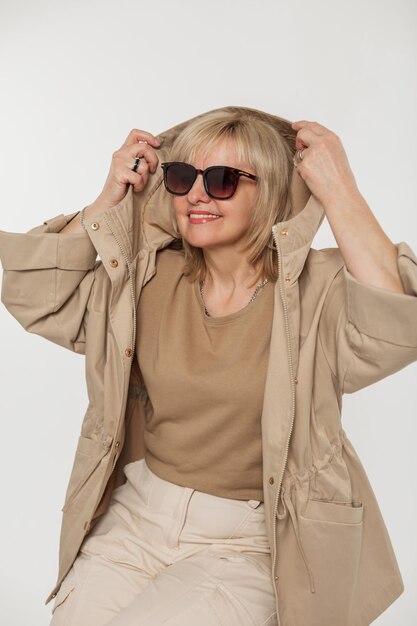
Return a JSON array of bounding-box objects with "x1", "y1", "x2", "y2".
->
[{"x1": 202, "y1": 246, "x2": 262, "y2": 292}]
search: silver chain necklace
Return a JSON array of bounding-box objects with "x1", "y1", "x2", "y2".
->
[{"x1": 199, "y1": 278, "x2": 269, "y2": 317}]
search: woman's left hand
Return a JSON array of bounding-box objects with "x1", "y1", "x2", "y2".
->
[{"x1": 291, "y1": 120, "x2": 362, "y2": 209}]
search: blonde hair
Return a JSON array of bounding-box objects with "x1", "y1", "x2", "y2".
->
[{"x1": 167, "y1": 108, "x2": 294, "y2": 284}]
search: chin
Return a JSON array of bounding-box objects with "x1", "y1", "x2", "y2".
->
[
  {"x1": 177, "y1": 227, "x2": 213, "y2": 249},
  {"x1": 181, "y1": 235, "x2": 217, "y2": 249}
]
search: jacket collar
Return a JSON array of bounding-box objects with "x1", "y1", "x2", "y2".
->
[{"x1": 272, "y1": 193, "x2": 325, "y2": 286}]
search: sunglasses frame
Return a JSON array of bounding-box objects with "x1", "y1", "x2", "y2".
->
[{"x1": 160, "y1": 161, "x2": 258, "y2": 200}]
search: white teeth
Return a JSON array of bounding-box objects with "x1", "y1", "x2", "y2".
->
[{"x1": 189, "y1": 213, "x2": 220, "y2": 219}]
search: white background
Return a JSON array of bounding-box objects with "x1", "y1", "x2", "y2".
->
[{"x1": 0, "y1": 1, "x2": 416, "y2": 624}]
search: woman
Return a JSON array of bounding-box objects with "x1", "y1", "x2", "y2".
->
[{"x1": 1, "y1": 106, "x2": 416, "y2": 626}]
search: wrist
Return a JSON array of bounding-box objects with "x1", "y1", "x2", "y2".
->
[
  {"x1": 321, "y1": 187, "x2": 365, "y2": 214},
  {"x1": 81, "y1": 197, "x2": 112, "y2": 224}
]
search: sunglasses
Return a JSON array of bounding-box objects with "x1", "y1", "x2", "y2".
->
[{"x1": 160, "y1": 162, "x2": 258, "y2": 200}]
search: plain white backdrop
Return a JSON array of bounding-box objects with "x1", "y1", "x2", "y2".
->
[{"x1": 0, "y1": 1, "x2": 416, "y2": 624}]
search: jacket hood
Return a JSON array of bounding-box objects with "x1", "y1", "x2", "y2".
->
[{"x1": 117, "y1": 106, "x2": 326, "y2": 279}]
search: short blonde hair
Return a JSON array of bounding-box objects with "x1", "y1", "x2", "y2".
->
[{"x1": 167, "y1": 108, "x2": 294, "y2": 284}]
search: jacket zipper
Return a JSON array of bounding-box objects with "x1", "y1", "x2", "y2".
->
[
  {"x1": 101, "y1": 215, "x2": 136, "y2": 474},
  {"x1": 271, "y1": 225, "x2": 297, "y2": 626},
  {"x1": 103, "y1": 214, "x2": 137, "y2": 359}
]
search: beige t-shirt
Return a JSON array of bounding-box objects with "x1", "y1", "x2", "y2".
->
[{"x1": 136, "y1": 247, "x2": 274, "y2": 501}]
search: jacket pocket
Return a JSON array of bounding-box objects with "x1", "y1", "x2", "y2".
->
[
  {"x1": 61, "y1": 435, "x2": 112, "y2": 512},
  {"x1": 301, "y1": 498, "x2": 364, "y2": 524},
  {"x1": 295, "y1": 499, "x2": 364, "y2": 625}
]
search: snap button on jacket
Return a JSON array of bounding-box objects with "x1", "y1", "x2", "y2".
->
[{"x1": 1, "y1": 106, "x2": 417, "y2": 626}]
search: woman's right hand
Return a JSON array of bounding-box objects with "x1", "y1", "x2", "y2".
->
[{"x1": 93, "y1": 129, "x2": 162, "y2": 210}]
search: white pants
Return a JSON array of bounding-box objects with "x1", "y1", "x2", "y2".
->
[{"x1": 50, "y1": 458, "x2": 278, "y2": 625}]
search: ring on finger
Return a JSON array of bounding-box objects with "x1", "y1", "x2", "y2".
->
[
  {"x1": 132, "y1": 157, "x2": 142, "y2": 173},
  {"x1": 292, "y1": 149, "x2": 305, "y2": 168}
]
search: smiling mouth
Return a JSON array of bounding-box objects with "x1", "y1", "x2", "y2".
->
[{"x1": 188, "y1": 213, "x2": 221, "y2": 220}]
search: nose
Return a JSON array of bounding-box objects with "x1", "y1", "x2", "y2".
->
[{"x1": 187, "y1": 171, "x2": 210, "y2": 204}]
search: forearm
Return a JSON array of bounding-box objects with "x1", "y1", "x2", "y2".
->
[{"x1": 323, "y1": 191, "x2": 405, "y2": 294}]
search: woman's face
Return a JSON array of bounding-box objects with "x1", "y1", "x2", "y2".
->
[{"x1": 172, "y1": 139, "x2": 258, "y2": 254}]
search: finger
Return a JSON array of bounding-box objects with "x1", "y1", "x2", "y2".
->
[
  {"x1": 121, "y1": 162, "x2": 150, "y2": 192},
  {"x1": 114, "y1": 143, "x2": 159, "y2": 175},
  {"x1": 294, "y1": 128, "x2": 312, "y2": 151},
  {"x1": 292, "y1": 120, "x2": 328, "y2": 134},
  {"x1": 294, "y1": 126, "x2": 328, "y2": 150},
  {"x1": 128, "y1": 143, "x2": 159, "y2": 173},
  {"x1": 132, "y1": 169, "x2": 149, "y2": 192},
  {"x1": 130, "y1": 153, "x2": 150, "y2": 177},
  {"x1": 295, "y1": 138, "x2": 308, "y2": 153},
  {"x1": 122, "y1": 128, "x2": 161, "y2": 148}
]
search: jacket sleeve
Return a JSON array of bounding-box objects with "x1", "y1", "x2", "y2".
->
[
  {"x1": 319, "y1": 241, "x2": 417, "y2": 394},
  {"x1": 0, "y1": 211, "x2": 98, "y2": 354}
]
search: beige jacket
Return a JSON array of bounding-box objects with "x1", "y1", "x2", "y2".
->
[{"x1": 1, "y1": 106, "x2": 417, "y2": 626}]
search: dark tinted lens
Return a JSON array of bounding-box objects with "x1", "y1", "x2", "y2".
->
[
  {"x1": 205, "y1": 167, "x2": 237, "y2": 198},
  {"x1": 165, "y1": 163, "x2": 196, "y2": 194}
]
